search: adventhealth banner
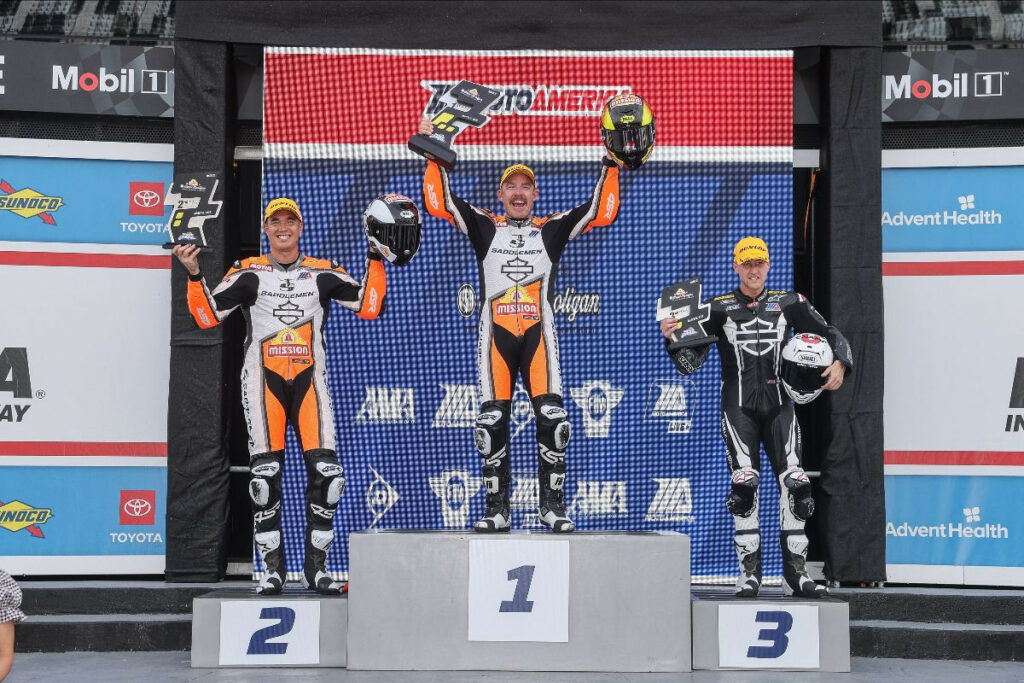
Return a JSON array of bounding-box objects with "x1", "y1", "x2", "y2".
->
[
  {"x1": 0, "y1": 42, "x2": 173, "y2": 117},
  {"x1": 263, "y1": 48, "x2": 793, "y2": 583},
  {"x1": 882, "y1": 157, "x2": 1024, "y2": 586},
  {"x1": 0, "y1": 142, "x2": 171, "y2": 575},
  {"x1": 882, "y1": 166, "x2": 1024, "y2": 252}
]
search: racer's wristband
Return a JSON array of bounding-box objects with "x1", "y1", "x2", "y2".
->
[
  {"x1": 188, "y1": 271, "x2": 203, "y2": 282},
  {"x1": 367, "y1": 251, "x2": 383, "y2": 262},
  {"x1": 601, "y1": 156, "x2": 617, "y2": 168}
]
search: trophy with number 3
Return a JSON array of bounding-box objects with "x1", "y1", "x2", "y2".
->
[
  {"x1": 408, "y1": 80, "x2": 502, "y2": 169},
  {"x1": 656, "y1": 277, "x2": 716, "y2": 347}
]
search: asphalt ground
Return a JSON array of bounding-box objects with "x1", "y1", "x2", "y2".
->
[{"x1": 6, "y1": 652, "x2": 1024, "y2": 682}]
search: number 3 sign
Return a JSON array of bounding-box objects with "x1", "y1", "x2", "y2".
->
[
  {"x1": 468, "y1": 539, "x2": 569, "y2": 642},
  {"x1": 718, "y1": 604, "x2": 820, "y2": 668}
]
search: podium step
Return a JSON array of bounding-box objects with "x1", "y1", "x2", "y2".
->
[
  {"x1": 851, "y1": 619, "x2": 1024, "y2": 661},
  {"x1": 16, "y1": 614, "x2": 192, "y2": 653}
]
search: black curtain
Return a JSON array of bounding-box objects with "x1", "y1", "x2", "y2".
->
[
  {"x1": 165, "y1": 40, "x2": 235, "y2": 582},
  {"x1": 817, "y1": 46, "x2": 886, "y2": 583}
]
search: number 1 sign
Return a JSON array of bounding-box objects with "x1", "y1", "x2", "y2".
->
[{"x1": 468, "y1": 539, "x2": 569, "y2": 642}]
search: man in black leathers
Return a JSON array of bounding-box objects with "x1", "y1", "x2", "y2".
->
[{"x1": 659, "y1": 237, "x2": 852, "y2": 598}]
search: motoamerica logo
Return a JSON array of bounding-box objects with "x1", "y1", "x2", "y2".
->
[
  {"x1": 0, "y1": 499, "x2": 53, "y2": 537},
  {"x1": 0, "y1": 179, "x2": 64, "y2": 225},
  {"x1": 422, "y1": 81, "x2": 632, "y2": 117},
  {"x1": 645, "y1": 478, "x2": 695, "y2": 523},
  {"x1": 432, "y1": 384, "x2": 478, "y2": 428},
  {"x1": 552, "y1": 285, "x2": 601, "y2": 322},
  {"x1": 644, "y1": 379, "x2": 697, "y2": 434}
]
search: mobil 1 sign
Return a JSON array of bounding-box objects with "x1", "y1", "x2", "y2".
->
[
  {"x1": 882, "y1": 49, "x2": 1022, "y2": 122},
  {"x1": 468, "y1": 539, "x2": 568, "y2": 642},
  {"x1": 0, "y1": 42, "x2": 173, "y2": 117},
  {"x1": 718, "y1": 604, "x2": 820, "y2": 669}
]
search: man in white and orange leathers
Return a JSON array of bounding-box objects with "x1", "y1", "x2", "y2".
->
[
  {"x1": 173, "y1": 197, "x2": 387, "y2": 595},
  {"x1": 418, "y1": 118, "x2": 620, "y2": 533}
]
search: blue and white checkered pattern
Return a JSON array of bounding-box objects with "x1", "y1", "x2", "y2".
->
[{"x1": 259, "y1": 157, "x2": 792, "y2": 584}]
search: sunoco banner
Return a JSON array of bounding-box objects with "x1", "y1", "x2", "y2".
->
[
  {"x1": 0, "y1": 41, "x2": 173, "y2": 117},
  {"x1": 263, "y1": 47, "x2": 793, "y2": 583},
  {"x1": 882, "y1": 49, "x2": 1024, "y2": 122}
]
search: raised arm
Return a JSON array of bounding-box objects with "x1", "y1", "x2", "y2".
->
[
  {"x1": 174, "y1": 245, "x2": 256, "y2": 329},
  {"x1": 317, "y1": 252, "x2": 387, "y2": 320}
]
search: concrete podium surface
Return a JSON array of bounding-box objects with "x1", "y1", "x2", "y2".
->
[
  {"x1": 347, "y1": 530, "x2": 691, "y2": 672},
  {"x1": 191, "y1": 587, "x2": 347, "y2": 668},
  {"x1": 692, "y1": 589, "x2": 850, "y2": 672}
]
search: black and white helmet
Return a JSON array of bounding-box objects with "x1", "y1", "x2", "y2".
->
[
  {"x1": 363, "y1": 194, "x2": 421, "y2": 266},
  {"x1": 779, "y1": 333, "x2": 833, "y2": 404}
]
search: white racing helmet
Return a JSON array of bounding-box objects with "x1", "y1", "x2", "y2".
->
[{"x1": 779, "y1": 333, "x2": 834, "y2": 404}]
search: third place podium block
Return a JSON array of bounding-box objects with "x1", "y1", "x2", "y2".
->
[{"x1": 346, "y1": 530, "x2": 691, "y2": 672}]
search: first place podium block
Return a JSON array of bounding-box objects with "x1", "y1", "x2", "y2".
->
[
  {"x1": 191, "y1": 587, "x2": 347, "y2": 668},
  {"x1": 347, "y1": 530, "x2": 691, "y2": 672}
]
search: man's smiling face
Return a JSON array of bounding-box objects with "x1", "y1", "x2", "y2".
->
[
  {"x1": 263, "y1": 209, "x2": 303, "y2": 252},
  {"x1": 497, "y1": 173, "x2": 539, "y2": 220}
]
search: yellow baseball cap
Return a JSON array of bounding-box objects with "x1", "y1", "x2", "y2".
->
[
  {"x1": 264, "y1": 197, "x2": 302, "y2": 222},
  {"x1": 499, "y1": 164, "x2": 536, "y2": 188},
  {"x1": 733, "y1": 236, "x2": 770, "y2": 264}
]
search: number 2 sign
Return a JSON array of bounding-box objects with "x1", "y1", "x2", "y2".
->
[
  {"x1": 468, "y1": 539, "x2": 569, "y2": 642},
  {"x1": 218, "y1": 601, "x2": 321, "y2": 665}
]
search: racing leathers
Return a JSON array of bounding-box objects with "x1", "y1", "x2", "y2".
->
[
  {"x1": 186, "y1": 251, "x2": 386, "y2": 594},
  {"x1": 423, "y1": 158, "x2": 620, "y2": 532},
  {"x1": 667, "y1": 287, "x2": 852, "y2": 596}
]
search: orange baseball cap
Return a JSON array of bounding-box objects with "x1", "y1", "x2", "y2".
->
[
  {"x1": 499, "y1": 164, "x2": 536, "y2": 188},
  {"x1": 264, "y1": 197, "x2": 302, "y2": 222},
  {"x1": 733, "y1": 236, "x2": 770, "y2": 264}
]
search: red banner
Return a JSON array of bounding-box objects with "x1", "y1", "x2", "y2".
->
[{"x1": 265, "y1": 50, "x2": 792, "y2": 148}]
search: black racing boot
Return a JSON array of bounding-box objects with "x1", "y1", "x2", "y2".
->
[
  {"x1": 301, "y1": 528, "x2": 346, "y2": 595},
  {"x1": 474, "y1": 460, "x2": 511, "y2": 532},
  {"x1": 538, "y1": 459, "x2": 574, "y2": 533}
]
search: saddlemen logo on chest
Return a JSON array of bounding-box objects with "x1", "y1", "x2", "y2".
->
[
  {"x1": 509, "y1": 234, "x2": 526, "y2": 249},
  {"x1": 734, "y1": 318, "x2": 782, "y2": 356}
]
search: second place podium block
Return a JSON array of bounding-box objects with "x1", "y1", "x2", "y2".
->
[{"x1": 346, "y1": 530, "x2": 691, "y2": 672}]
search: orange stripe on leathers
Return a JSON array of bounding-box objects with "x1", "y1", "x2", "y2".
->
[
  {"x1": 296, "y1": 380, "x2": 323, "y2": 451},
  {"x1": 186, "y1": 279, "x2": 220, "y2": 329},
  {"x1": 264, "y1": 381, "x2": 288, "y2": 452},
  {"x1": 583, "y1": 164, "x2": 620, "y2": 233},
  {"x1": 490, "y1": 339, "x2": 514, "y2": 402},
  {"x1": 527, "y1": 335, "x2": 550, "y2": 397},
  {"x1": 355, "y1": 257, "x2": 386, "y2": 320},
  {"x1": 423, "y1": 161, "x2": 456, "y2": 224}
]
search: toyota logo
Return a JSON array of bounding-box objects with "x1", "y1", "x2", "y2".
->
[
  {"x1": 133, "y1": 190, "x2": 161, "y2": 208},
  {"x1": 123, "y1": 498, "x2": 152, "y2": 517}
]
